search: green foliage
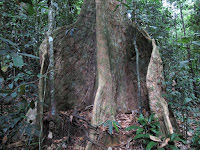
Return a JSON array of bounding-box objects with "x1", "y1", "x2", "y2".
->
[
  {"x1": 191, "y1": 127, "x2": 200, "y2": 148},
  {"x1": 99, "y1": 120, "x2": 121, "y2": 135},
  {"x1": 125, "y1": 114, "x2": 186, "y2": 150},
  {"x1": 125, "y1": 113, "x2": 161, "y2": 149}
]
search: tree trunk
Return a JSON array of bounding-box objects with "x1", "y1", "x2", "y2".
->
[
  {"x1": 146, "y1": 40, "x2": 173, "y2": 136},
  {"x1": 39, "y1": 0, "x2": 175, "y2": 148},
  {"x1": 39, "y1": 0, "x2": 152, "y2": 115}
]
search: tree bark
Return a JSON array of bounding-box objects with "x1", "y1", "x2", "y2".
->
[
  {"x1": 146, "y1": 40, "x2": 173, "y2": 136},
  {"x1": 39, "y1": 0, "x2": 176, "y2": 148}
]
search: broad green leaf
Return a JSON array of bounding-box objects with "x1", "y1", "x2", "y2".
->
[
  {"x1": 150, "y1": 26, "x2": 157, "y2": 29},
  {"x1": 0, "y1": 89, "x2": 13, "y2": 93},
  {"x1": 11, "y1": 92, "x2": 17, "y2": 98},
  {"x1": 13, "y1": 56, "x2": 24, "y2": 68},
  {"x1": 0, "y1": 37, "x2": 18, "y2": 47},
  {"x1": 166, "y1": 145, "x2": 179, "y2": 150},
  {"x1": 0, "y1": 49, "x2": 13, "y2": 55},
  {"x1": 2, "y1": 65, "x2": 8, "y2": 72},
  {"x1": 52, "y1": 2, "x2": 58, "y2": 9},
  {"x1": 191, "y1": 49, "x2": 200, "y2": 54},
  {"x1": 114, "y1": 4, "x2": 120, "y2": 12},
  {"x1": 8, "y1": 83, "x2": 14, "y2": 89},
  {"x1": 122, "y1": 3, "x2": 131, "y2": 9},
  {"x1": 134, "y1": 133, "x2": 149, "y2": 139},
  {"x1": 192, "y1": 41, "x2": 200, "y2": 46},
  {"x1": 150, "y1": 128, "x2": 160, "y2": 134},
  {"x1": 125, "y1": 125, "x2": 139, "y2": 131},
  {"x1": 18, "y1": 53, "x2": 39, "y2": 59},
  {"x1": 37, "y1": 74, "x2": 48, "y2": 78},
  {"x1": 148, "y1": 113, "x2": 155, "y2": 123},
  {"x1": 28, "y1": 4, "x2": 35, "y2": 15},
  {"x1": 113, "y1": 121, "x2": 119, "y2": 132},
  {"x1": 136, "y1": 128, "x2": 144, "y2": 134},
  {"x1": 103, "y1": 120, "x2": 111, "y2": 127},
  {"x1": 146, "y1": 141, "x2": 157, "y2": 150},
  {"x1": 174, "y1": 138, "x2": 187, "y2": 144},
  {"x1": 177, "y1": 36, "x2": 192, "y2": 44},
  {"x1": 108, "y1": 121, "x2": 113, "y2": 135},
  {"x1": 113, "y1": 120, "x2": 121, "y2": 126},
  {"x1": 170, "y1": 133, "x2": 181, "y2": 141},
  {"x1": 184, "y1": 98, "x2": 192, "y2": 104}
]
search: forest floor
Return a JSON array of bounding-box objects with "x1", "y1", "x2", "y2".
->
[
  {"x1": 39, "y1": 107, "x2": 195, "y2": 150},
  {"x1": 42, "y1": 107, "x2": 144, "y2": 150},
  {"x1": 5, "y1": 106, "x2": 198, "y2": 150}
]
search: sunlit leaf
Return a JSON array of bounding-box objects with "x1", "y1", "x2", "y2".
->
[
  {"x1": 113, "y1": 121, "x2": 119, "y2": 132},
  {"x1": 113, "y1": 120, "x2": 121, "y2": 127},
  {"x1": 1, "y1": 65, "x2": 8, "y2": 72},
  {"x1": 192, "y1": 41, "x2": 200, "y2": 46},
  {"x1": 149, "y1": 135, "x2": 162, "y2": 142},
  {"x1": 52, "y1": 2, "x2": 58, "y2": 9}
]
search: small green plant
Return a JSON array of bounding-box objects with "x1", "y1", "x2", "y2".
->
[
  {"x1": 125, "y1": 113, "x2": 161, "y2": 149},
  {"x1": 191, "y1": 127, "x2": 200, "y2": 149},
  {"x1": 99, "y1": 120, "x2": 121, "y2": 135},
  {"x1": 125, "y1": 113, "x2": 186, "y2": 150}
]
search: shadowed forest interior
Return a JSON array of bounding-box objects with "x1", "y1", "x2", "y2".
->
[{"x1": 0, "y1": 0, "x2": 200, "y2": 149}]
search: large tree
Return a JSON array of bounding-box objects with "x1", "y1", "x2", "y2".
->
[{"x1": 39, "y1": 0, "x2": 175, "y2": 148}]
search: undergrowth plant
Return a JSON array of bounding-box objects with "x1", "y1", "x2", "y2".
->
[
  {"x1": 98, "y1": 120, "x2": 121, "y2": 135},
  {"x1": 125, "y1": 113, "x2": 186, "y2": 150},
  {"x1": 191, "y1": 126, "x2": 200, "y2": 149}
]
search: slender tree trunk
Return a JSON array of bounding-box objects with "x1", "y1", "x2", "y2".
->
[
  {"x1": 179, "y1": 1, "x2": 197, "y2": 97},
  {"x1": 179, "y1": 3, "x2": 186, "y2": 36},
  {"x1": 38, "y1": 1, "x2": 56, "y2": 148},
  {"x1": 133, "y1": 0, "x2": 142, "y2": 115}
]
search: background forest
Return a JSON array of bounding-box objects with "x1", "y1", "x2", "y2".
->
[{"x1": 0, "y1": 0, "x2": 200, "y2": 149}]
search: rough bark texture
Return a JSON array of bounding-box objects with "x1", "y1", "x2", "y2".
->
[
  {"x1": 38, "y1": 0, "x2": 176, "y2": 148},
  {"x1": 146, "y1": 40, "x2": 173, "y2": 136},
  {"x1": 39, "y1": 0, "x2": 152, "y2": 114}
]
